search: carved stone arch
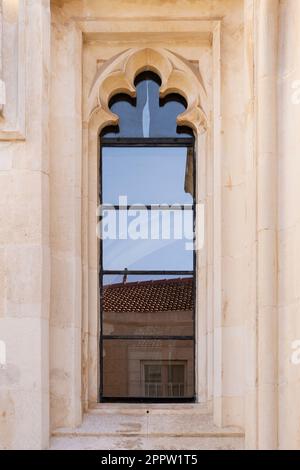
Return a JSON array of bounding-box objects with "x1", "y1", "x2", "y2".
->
[
  {"x1": 84, "y1": 47, "x2": 210, "y2": 406},
  {"x1": 87, "y1": 47, "x2": 208, "y2": 135}
]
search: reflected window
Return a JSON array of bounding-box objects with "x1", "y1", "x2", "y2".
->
[
  {"x1": 144, "y1": 362, "x2": 186, "y2": 398},
  {"x1": 99, "y1": 71, "x2": 196, "y2": 402}
]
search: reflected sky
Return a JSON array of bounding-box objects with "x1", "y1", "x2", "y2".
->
[
  {"x1": 101, "y1": 73, "x2": 195, "y2": 272},
  {"x1": 103, "y1": 274, "x2": 192, "y2": 285},
  {"x1": 102, "y1": 147, "x2": 193, "y2": 205},
  {"x1": 101, "y1": 208, "x2": 194, "y2": 270},
  {"x1": 103, "y1": 72, "x2": 193, "y2": 139}
]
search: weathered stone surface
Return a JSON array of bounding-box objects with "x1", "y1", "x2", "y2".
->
[
  {"x1": 0, "y1": 0, "x2": 299, "y2": 450},
  {"x1": 50, "y1": 405, "x2": 244, "y2": 450}
]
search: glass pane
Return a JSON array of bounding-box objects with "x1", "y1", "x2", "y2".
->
[
  {"x1": 101, "y1": 208, "x2": 194, "y2": 270},
  {"x1": 102, "y1": 339, "x2": 194, "y2": 398},
  {"x1": 102, "y1": 72, "x2": 193, "y2": 138},
  {"x1": 168, "y1": 364, "x2": 185, "y2": 384},
  {"x1": 102, "y1": 146, "x2": 194, "y2": 205},
  {"x1": 145, "y1": 364, "x2": 162, "y2": 383},
  {"x1": 103, "y1": 274, "x2": 192, "y2": 284},
  {"x1": 102, "y1": 275, "x2": 194, "y2": 336}
]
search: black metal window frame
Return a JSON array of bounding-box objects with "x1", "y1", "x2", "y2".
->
[{"x1": 99, "y1": 136, "x2": 196, "y2": 403}]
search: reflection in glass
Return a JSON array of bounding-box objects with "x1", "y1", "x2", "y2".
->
[
  {"x1": 101, "y1": 208, "x2": 193, "y2": 270},
  {"x1": 102, "y1": 72, "x2": 193, "y2": 139},
  {"x1": 102, "y1": 147, "x2": 193, "y2": 205},
  {"x1": 103, "y1": 274, "x2": 192, "y2": 284},
  {"x1": 102, "y1": 275, "x2": 194, "y2": 336},
  {"x1": 100, "y1": 72, "x2": 196, "y2": 401},
  {"x1": 102, "y1": 339, "x2": 194, "y2": 398}
]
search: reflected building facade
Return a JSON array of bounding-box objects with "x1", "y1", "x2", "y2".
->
[{"x1": 103, "y1": 277, "x2": 194, "y2": 399}]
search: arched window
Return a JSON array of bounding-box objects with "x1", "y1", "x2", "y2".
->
[{"x1": 100, "y1": 72, "x2": 195, "y2": 402}]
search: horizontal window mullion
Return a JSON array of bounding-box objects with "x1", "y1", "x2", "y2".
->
[
  {"x1": 100, "y1": 204, "x2": 194, "y2": 211},
  {"x1": 101, "y1": 270, "x2": 194, "y2": 276},
  {"x1": 100, "y1": 397, "x2": 195, "y2": 403},
  {"x1": 101, "y1": 138, "x2": 194, "y2": 147},
  {"x1": 102, "y1": 335, "x2": 194, "y2": 341}
]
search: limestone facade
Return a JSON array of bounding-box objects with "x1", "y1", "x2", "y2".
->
[{"x1": 0, "y1": 0, "x2": 300, "y2": 450}]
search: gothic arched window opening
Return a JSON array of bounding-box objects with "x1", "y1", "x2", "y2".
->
[{"x1": 99, "y1": 71, "x2": 196, "y2": 402}]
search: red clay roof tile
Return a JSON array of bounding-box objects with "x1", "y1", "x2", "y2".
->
[{"x1": 103, "y1": 277, "x2": 193, "y2": 313}]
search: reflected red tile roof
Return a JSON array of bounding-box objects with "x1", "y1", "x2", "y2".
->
[{"x1": 103, "y1": 278, "x2": 193, "y2": 313}]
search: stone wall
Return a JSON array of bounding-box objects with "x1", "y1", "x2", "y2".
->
[
  {"x1": 0, "y1": 0, "x2": 50, "y2": 450},
  {"x1": 0, "y1": 0, "x2": 299, "y2": 450}
]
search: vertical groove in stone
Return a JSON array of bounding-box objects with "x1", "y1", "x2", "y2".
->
[{"x1": 255, "y1": 0, "x2": 279, "y2": 450}]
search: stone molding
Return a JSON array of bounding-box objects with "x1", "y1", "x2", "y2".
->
[
  {"x1": 0, "y1": 0, "x2": 26, "y2": 141},
  {"x1": 87, "y1": 47, "x2": 208, "y2": 135}
]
